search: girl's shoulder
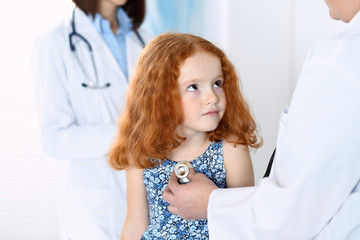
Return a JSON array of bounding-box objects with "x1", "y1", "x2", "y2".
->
[
  {"x1": 222, "y1": 139, "x2": 250, "y2": 163},
  {"x1": 222, "y1": 139, "x2": 249, "y2": 152},
  {"x1": 208, "y1": 139, "x2": 249, "y2": 156},
  {"x1": 222, "y1": 140, "x2": 254, "y2": 188}
]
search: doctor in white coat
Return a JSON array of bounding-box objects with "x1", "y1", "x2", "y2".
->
[
  {"x1": 31, "y1": 0, "x2": 152, "y2": 239},
  {"x1": 163, "y1": 0, "x2": 360, "y2": 239}
]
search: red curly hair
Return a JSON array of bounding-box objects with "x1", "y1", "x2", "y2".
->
[{"x1": 109, "y1": 32, "x2": 262, "y2": 170}]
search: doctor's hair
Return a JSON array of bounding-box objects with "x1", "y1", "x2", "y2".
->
[
  {"x1": 109, "y1": 32, "x2": 262, "y2": 170},
  {"x1": 72, "y1": 0, "x2": 145, "y2": 31}
]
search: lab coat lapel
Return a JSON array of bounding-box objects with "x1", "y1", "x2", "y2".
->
[
  {"x1": 126, "y1": 33, "x2": 144, "y2": 79},
  {"x1": 73, "y1": 7, "x2": 125, "y2": 79}
]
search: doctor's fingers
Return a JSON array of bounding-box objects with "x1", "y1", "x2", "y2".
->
[
  {"x1": 167, "y1": 203, "x2": 181, "y2": 216},
  {"x1": 164, "y1": 187, "x2": 191, "y2": 219},
  {"x1": 164, "y1": 168, "x2": 197, "y2": 197},
  {"x1": 163, "y1": 172, "x2": 178, "y2": 203},
  {"x1": 187, "y1": 168, "x2": 197, "y2": 180},
  {"x1": 163, "y1": 183, "x2": 181, "y2": 215}
]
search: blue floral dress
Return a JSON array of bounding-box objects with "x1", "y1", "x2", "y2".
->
[{"x1": 142, "y1": 140, "x2": 226, "y2": 240}]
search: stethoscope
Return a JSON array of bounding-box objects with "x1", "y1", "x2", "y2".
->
[
  {"x1": 69, "y1": 8, "x2": 145, "y2": 89},
  {"x1": 174, "y1": 161, "x2": 193, "y2": 184}
]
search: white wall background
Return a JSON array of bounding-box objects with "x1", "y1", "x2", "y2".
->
[
  {"x1": 0, "y1": 0, "x2": 345, "y2": 239},
  {"x1": 0, "y1": 1, "x2": 74, "y2": 239},
  {"x1": 222, "y1": 1, "x2": 295, "y2": 183},
  {"x1": 199, "y1": 0, "x2": 345, "y2": 183}
]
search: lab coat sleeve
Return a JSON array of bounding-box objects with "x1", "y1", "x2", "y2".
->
[
  {"x1": 32, "y1": 34, "x2": 117, "y2": 161},
  {"x1": 207, "y1": 38, "x2": 360, "y2": 239}
]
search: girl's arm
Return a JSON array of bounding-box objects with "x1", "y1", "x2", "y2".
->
[
  {"x1": 121, "y1": 168, "x2": 149, "y2": 239},
  {"x1": 223, "y1": 141, "x2": 255, "y2": 188}
]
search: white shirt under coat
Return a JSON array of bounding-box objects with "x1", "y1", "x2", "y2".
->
[
  {"x1": 31, "y1": 7, "x2": 152, "y2": 240},
  {"x1": 208, "y1": 11, "x2": 360, "y2": 240}
]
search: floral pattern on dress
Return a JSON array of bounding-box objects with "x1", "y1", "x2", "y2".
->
[{"x1": 142, "y1": 140, "x2": 226, "y2": 240}]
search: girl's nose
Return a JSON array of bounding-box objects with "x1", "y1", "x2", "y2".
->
[{"x1": 204, "y1": 88, "x2": 219, "y2": 105}]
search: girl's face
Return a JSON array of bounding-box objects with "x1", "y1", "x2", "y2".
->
[{"x1": 176, "y1": 52, "x2": 226, "y2": 138}]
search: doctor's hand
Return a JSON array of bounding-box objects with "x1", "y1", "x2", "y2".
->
[{"x1": 163, "y1": 168, "x2": 218, "y2": 220}]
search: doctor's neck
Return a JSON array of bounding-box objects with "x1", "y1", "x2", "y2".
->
[{"x1": 97, "y1": 2, "x2": 121, "y2": 33}]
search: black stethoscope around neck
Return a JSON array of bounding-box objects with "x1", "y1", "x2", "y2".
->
[{"x1": 69, "y1": 8, "x2": 145, "y2": 89}]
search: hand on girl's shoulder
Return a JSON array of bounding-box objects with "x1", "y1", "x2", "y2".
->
[{"x1": 223, "y1": 140, "x2": 254, "y2": 188}]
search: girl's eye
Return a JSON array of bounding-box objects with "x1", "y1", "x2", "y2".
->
[
  {"x1": 214, "y1": 80, "x2": 224, "y2": 88},
  {"x1": 187, "y1": 84, "x2": 199, "y2": 92}
]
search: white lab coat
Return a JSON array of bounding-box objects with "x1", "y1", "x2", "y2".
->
[
  {"x1": 208, "y1": 11, "x2": 360, "y2": 240},
  {"x1": 31, "y1": 7, "x2": 152, "y2": 240}
]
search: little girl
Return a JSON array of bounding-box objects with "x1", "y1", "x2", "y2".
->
[{"x1": 109, "y1": 32, "x2": 262, "y2": 239}]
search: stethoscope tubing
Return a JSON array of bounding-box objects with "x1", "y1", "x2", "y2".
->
[{"x1": 69, "y1": 7, "x2": 145, "y2": 89}]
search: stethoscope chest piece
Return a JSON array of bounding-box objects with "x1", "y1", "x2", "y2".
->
[{"x1": 174, "y1": 161, "x2": 194, "y2": 184}]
